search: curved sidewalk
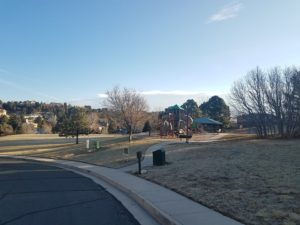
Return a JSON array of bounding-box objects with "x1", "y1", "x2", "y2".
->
[
  {"x1": 122, "y1": 134, "x2": 227, "y2": 172},
  {"x1": 1, "y1": 154, "x2": 244, "y2": 225}
]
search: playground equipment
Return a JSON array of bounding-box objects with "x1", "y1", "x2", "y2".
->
[{"x1": 159, "y1": 105, "x2": 193, "y2": 138}]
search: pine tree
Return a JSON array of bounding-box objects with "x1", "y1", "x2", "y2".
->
[{"x1": 200, "y1": 96, "x2": 230, "y2": 128}]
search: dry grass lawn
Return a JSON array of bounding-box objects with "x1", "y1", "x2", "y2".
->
[
  {"x1": 0, "y1": 133, "x2": 255, "y2": 168},
  {"x1": 142, "y1": 139, "x2": 300, "y2": 225},
  {"x1": 0, "y1": 134, "x2": 161, "y2": 168}
]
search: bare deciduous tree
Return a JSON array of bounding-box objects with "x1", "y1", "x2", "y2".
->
[
  {"x1": 283, "y1": 68, "x2": 300, "y2": 137},
  {"x1": 231, "y1": 66, "x2": 300, "y2": 138},
  {"x1": 265, "y1": 67, "x2": 284, "y2": 136},
  {"x1": 231, "y1": 67, "x2": 269, "y2": 137},
  {"x1": 87, "y1": 112, "x2": 100, "y2": 133},
  {"x1": 105, "y1": 87, "x2": 148, "y2": 141}
]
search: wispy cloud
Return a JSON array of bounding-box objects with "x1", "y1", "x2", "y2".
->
[
  {"x1": 140, "y1": 90, "x2": 204, "y2": 96},
  {"x1": 97, "y1": 90, "x2": 202, "y2": 98},
  {"x1": 98, "y1": 90, "x2": 227, "y2": 97},
  {"x1": 98, "y1": 93, "x2": 108, "y2": 98},
  {"x1": 207, "y1": 1, "x2": 243, "y2": 23},
  {"x1": 92, "y1": 90, "x2": 229, "y2": 110}
]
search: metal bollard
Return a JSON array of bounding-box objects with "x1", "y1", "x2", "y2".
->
[
  {"x1": 136, "y1": 151, "x2": 142, "y2": 174},
  {"x1": 86, "y1": 139, "x2": 90, "y2": 149}
]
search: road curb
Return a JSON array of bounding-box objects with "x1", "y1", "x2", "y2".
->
[
  {"x1": 0, "y1": 155, "x2": 181, "y2": 225},
  {"x1": 83, "y1": 169, "x2": 180, "y2": 225}
]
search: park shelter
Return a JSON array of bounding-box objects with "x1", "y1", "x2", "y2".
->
[
  {"x1": 165, "y1": 104, "x2": 184, "y2": 113},
  {"x1": 192, "y1": 117, "x2": 223, "y2": 132}
]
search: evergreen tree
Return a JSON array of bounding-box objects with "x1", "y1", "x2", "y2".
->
[
  {"x1": 142, "y1": 120, "x2": 151, "y2": 132},
  {"x1": 108, "y1": 118, "x2": 117, "y2": 133},
  {"x1": 181, "y1": 99, "x2": 202, "y2": 118},
  {"x1": 59, "y1": 107, "x2": 89, "y2": 144},
  {"x1": 200, "y1": 96, "x2": 230, "y2": 127},
  {"x1": 0, "y1": 115, "x2": 13, "y2": 136},
  {"x1": 8, "y1": 114, "x2": 23, "y2": 134},
  {"x1": 34, "y1": 116, "x2": 44, "y2": 129}
]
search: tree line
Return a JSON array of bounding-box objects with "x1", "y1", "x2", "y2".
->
[
  {"x1": 170, "y1": 96, "x2": 230, "y2": 127},
  {"x1": 231, "y1": 66, "x2": 300, "y2": 138},
  {"x1": 0, "y1": 90, "x2": 232, "y2": 139},
  {"x1": 0, "y1": 101, "x2": 105, "y2": 138}
]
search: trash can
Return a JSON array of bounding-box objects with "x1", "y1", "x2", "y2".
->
[{"x1": 153, "y1": 149, "x2": 165, "y2": 166}]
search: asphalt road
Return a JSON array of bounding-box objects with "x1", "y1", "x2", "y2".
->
[{"x1": 0, "y1": 158, "x2": 140, "y2": 225}]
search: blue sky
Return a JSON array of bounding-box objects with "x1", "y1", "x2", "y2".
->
[{"x1": 1, "y1": 0, "x2": 300, "y2": 110}]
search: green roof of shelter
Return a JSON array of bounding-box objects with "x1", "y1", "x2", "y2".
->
[
  {"x1": 193, "y1": 117, "x2": 223, "y2": 126},
  {"x1": 166, "y1": 104, "x2": 184, "y2": 111}
]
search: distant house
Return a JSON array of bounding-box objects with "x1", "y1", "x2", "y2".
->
[
  {"x1": 99, "y1": 118, "x2": 109, "y2": 133},
  {"x1": 24, "y1": 114, "x2": 40, "y2": 129},
  {"x1": 192, "y1": 117, "x2": 223, "y2": 133},
  {"x1": 84, "y1": 105, "x2": 92, "y2": 111},
  {"x1": 0, "y1": 109, "x2": 7, "y2": 117},
  {"x1": 237, "y1": 114, "x2": 276, "y2": 129},
  {"x1": 237, "y1": 115, "x2": 254, "y2": 128},
  {"x1": 24, "y1": 114, "x2": 40, "y2": 120}
]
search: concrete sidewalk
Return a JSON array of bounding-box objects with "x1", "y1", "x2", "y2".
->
[
  {"x1": 1, "y1": 155, "x2": 244, "y2": 225},
  {"x1": 120, "y1": 142, "x2": 168, "y2": 172},
  {"x1": 121, "y1": 135, "x2": 227, "y2": 173}
]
